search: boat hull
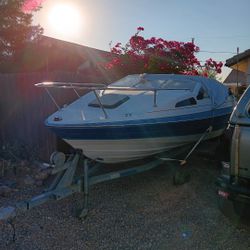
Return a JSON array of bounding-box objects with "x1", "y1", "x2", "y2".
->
[
  {"x1": 64, "y1": 129, "x2": 223, "y2": 163},
  {"x1": 47, "y1": 108, "x2": 232, "y2": 163}
]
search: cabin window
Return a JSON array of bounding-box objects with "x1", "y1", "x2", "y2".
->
[
  {"x1": 196, "y1": 87, "x2": 208, "y2": 100},
  {"x1": 175, "y1": 97, "x2": 197, "y2": 108},
  {"x1": 88, "y1": 94, "x2": 129, "y2": 109}
]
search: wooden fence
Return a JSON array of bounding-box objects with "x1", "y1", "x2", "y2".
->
[{"x1": 0, "y1": 71, "x2": 107, "y2": 161}]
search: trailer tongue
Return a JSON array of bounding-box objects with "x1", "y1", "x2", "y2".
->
[{"x1": 0, "y1": 151, "x2": 165, "y2": 221}]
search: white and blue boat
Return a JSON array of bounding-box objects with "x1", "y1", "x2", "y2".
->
[{"x1": 36, "y1": 74, "x2": 235, "y2": 163}]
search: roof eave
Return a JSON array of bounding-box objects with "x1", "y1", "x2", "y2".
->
[{"x1": 225, "y1": 49, "x2": 250, "y2": 67}]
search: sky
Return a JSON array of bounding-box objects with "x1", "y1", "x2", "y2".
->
[{"x1": 33, "y1": 0, "x2": 250, "y2": 80}]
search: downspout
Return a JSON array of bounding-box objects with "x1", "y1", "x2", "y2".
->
[{"x1": 247, "y1": 57, "x2": 250, "y2": 87}]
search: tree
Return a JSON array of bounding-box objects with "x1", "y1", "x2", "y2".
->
[
  {"x1": 104, "y1": 27, "x2": 222, "y2": 78},
  {"x1": 0, "y1": 0, "x2": 43, "y2": 72}
]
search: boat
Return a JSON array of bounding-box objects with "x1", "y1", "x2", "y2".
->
[{"x1": 36, "y1": 74, "x2": 235, "y2": 163}]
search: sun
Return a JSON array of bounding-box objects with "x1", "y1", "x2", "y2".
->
[{"x1": 48, "y1": 4, "x2": 83, "y2": 39}]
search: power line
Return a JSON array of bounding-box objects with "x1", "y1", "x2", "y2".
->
[
  {"x1": 199, "y1": 60, "x2": 226, "y2": 63},
  {"x1": 190, "y1": 38, "x2": 238, "y2": 55},
  {"x1": 199, "y1": 50, "x2": 236, "y2": 54},
  {"x1": 195, "y1": 35, "x2": 250, "y2": 39}
]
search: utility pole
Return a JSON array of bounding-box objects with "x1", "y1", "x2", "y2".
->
[
  {"x1": 236, "y1": 47, "x2": 239, "y2": 99},
  {"x1": 191, "y1": 38, "x2": 195, "y2": 70}
]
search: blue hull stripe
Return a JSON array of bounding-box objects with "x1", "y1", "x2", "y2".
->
[
  {"x1": 47, "y1": 113, "x2": 230, "y2": 140},
  {"x1": 46, "y1": 107, "x2": 232, "y2": 128}
]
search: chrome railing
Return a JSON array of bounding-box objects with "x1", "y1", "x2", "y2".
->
[{"x1": 35, "y1": 82, "x2": 190, "y2": 119}]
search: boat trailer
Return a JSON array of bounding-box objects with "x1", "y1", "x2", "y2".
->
[
  {"x1": 0, "y1": 126, "x2": 213, "y2": 222},
  {"x1": 0, "y1": 151, "x2": 165, "y2": 221}
]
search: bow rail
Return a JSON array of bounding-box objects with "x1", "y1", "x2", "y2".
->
[
  {"x1": 35, "y1": 81, "x2": 190, "y2": 91},
  {"x1": 35, "y1": 81, "x2": 190, "y2": 119}
]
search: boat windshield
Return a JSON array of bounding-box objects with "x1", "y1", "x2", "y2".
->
[
  {"x1": 112, "y1": 75, "x2": 142, "y2": 87},
  {"x1": 111, "y1": 75, "x2": 196, "y2": 91}
]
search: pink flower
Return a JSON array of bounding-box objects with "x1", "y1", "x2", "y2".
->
[
  {"x1": 22, "y1": 0, "x2": 44, "y2": 13},
  {"x1": 115, "y1": 43, "x2": 121, "y2": 48},
  {"x1": 103, "y1": 26, "x2": 221, "y2": 77},
  {"x1": 218, "y1": 62, "x2": 223, "y2": 68},
  {"x1": 137, "y1": 27, "x2": 144, "y2": 31}
]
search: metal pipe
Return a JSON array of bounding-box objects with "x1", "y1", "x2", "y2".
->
[
  {"x1": 89, "y1": 159, "x2": 163, "y2": 185},
  {"x1": 71, "y1": 84, "x2": 80, "y2": 98},
  {"x1": 45, "y1": 88, "x2": 60, "y2": 110},
  {"x1": 84, "y1": 159, "x2": 89, "y2": 197},
  {"x1": 93, "y1": 90, "x2": 108, "y2": 119},
  {"x1": 81, "y1": 159, "x2": 89, "y2": 217},
  {"x1": 36, "y1": 82, "x2": 189, "y2": 92},
  {"x1": 236, "y1": 47, "x2": 239, "y2": 99}
]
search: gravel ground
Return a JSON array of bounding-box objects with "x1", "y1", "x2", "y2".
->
[{"x1": 0, "y1": 154, "x2": 250, "y2": 250}]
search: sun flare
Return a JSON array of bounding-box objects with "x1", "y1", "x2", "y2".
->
[{"x1": 48, "y1": 4, "x2": 83, "y2": 39}]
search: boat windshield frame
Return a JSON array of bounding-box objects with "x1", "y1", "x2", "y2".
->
[
  {"x1": 112, "y1": 75, "x2": 197, "y2": 91},
  {"x1": 35, "y1": 81, "x2": 193, "y2": 119}
]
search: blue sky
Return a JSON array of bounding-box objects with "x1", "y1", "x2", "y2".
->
[{"x1": 34, "y1": 0, "x2": 250, "y2": 79}]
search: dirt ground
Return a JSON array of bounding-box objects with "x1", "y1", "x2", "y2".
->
[{"x1": 0, "y1": 153, "x2": 250, "y2": 250}]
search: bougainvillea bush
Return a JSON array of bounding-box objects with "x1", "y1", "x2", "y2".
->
[{"x1": 104, "y1": 27, "x2": 222, "y2": 78}]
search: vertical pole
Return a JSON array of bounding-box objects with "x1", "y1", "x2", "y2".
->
[
  {"x1": 191, "y1": 38, "x2": 195, "y2": 71},
  {"x1": 45, "y1": 88, "x2": 60, "y2": 110},
  {"x1": 93, "y1": 90, "x2": 108, "y2": 119},
  {"x1": 46, "y1": 57, "x2": 49, "y2": 74},
  {"x1": 236, "y1": 47, "x2": 239, "y2": 99},
  {"x1": 77, "y1": 159, "x2": 89, "y2": 218},
  {"x1": 247, "y1": 57, "x2": 250, "y2": 87},
  {"x1": 153, "y1": 90, "x2": 157, "y2": 107},
  {"x1": 81, "y1": 159, "x2": 89, "y2": 218}
]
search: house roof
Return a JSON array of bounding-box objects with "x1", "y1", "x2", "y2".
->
[
  {"x1": 39, "y1": 35, "x2": 110, "y2": 58},
  {"x1": 1, "y1": 35, "x2": 121, "y2": 82},
  {"x1": 223, "y1": 69, "x2": 246, "y2": 84},
  {"x1": 14, "y1": 35, "x2": 112, "y2": 73},
  {"x1": 225, "y1": 49, "x2": 250, "y2": 67}
]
